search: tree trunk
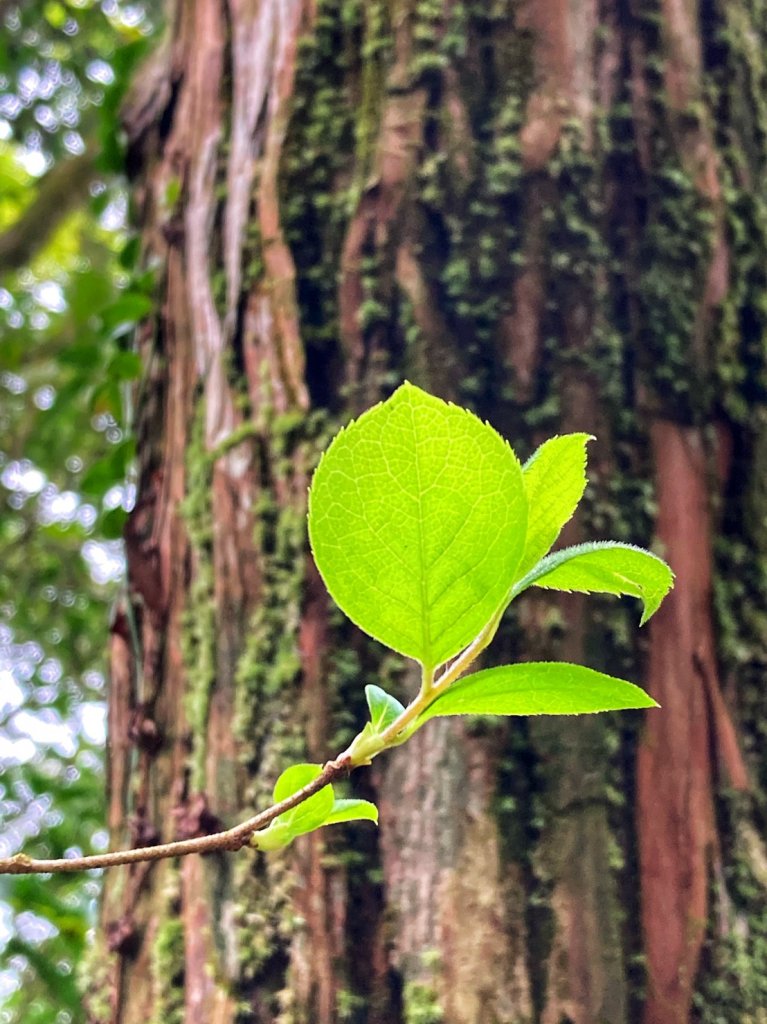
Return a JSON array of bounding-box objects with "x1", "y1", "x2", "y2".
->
[{"x1": 86, "y1": 2, "x2": 767, "y2": 1023}]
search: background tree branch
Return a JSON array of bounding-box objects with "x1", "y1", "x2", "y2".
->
[{"x1": 0, "y1": 147, "x2": 98, "y2": 275}]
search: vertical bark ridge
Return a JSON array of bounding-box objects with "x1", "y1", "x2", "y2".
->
[
  {"x1": 638, "y1": 425, "x2": 720, "y2": 1024},
  {"x1": 627, "y1": 3, "x2": 760, "y2": 1020}
]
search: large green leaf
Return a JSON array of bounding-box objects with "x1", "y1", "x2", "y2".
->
[
  {"x1": 516, "y1": 434, "x2": 592, "y2": 579},
  {"x1": 418, "y1": 662, "x2": 658, "y2": 720},
  {"x1": 513, "y1": 541, "x2": 674, "y2": 624},
  {"x1": 308, "y1": 382, "x2": 527, "y2": 668}
]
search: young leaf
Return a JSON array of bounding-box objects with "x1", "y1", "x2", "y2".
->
[
  {"x1": 308, "y1": 382, "x2": 527, "y2": 668},
  {"x1": 271, "y1": 763, "x2": 335, "y2": 835},
  {"x1": 253, "y1": 797, "x2": 379, "y2": 851},
  {"x1": 348, "y1": 686, "x2": 409, "y2": 764},
  {"x1": 272, "y1": 763, "x2": 324, "y2": 802},
  {"x1": 512, "y1": 541, "x2": 674, "y2": 624},
  {"x1": 516, "y1": 434, "x2": 593, "y2": 579},
  {"x1": 418, "y1": 662, "x2": 658, "y2": 720},
  {"x1": 321, "y1": 798, "x2": 379, "y2": 827},
  {"x1": 365, "y1": 684, "x2": 406, "y2": 732},
  {"x1": 251, "y1": 821, "x2": 295, "y2": 851}
]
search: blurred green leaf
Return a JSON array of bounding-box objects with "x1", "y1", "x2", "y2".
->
[
  {"x1": 100, "y1": 505, "x2": 128, "y2": 539},
  {"x1": 101, "y1": 293, "x2": 154, "y2": 335},
  {"x1": 108, "y1": 350, "x2": 143, "y2": 381}
]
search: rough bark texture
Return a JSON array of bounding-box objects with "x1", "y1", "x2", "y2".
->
[{"x1": 88, "y1": 2, "x2": 767, "y2": 1023}]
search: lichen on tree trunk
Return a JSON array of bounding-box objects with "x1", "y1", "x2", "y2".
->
[{"x1": 92, "y1": 1, "x2": 767, "y2": 1023}]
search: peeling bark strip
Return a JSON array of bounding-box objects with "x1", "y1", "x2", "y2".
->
[
  {"x1": 637, "y1": 424, "x2": 745, "y2": 1024},
  {"x1": 96, "y1": 0, "x2": 767, "y2": 1021}
]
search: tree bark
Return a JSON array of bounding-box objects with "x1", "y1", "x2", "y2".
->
[{"x1": 87, "y1": 2, "x2": 767, "y2": 1023}]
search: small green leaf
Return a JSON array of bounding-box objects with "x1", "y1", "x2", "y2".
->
[
  {"x1": 250, "y1": 822, "x2": 294, "y2": 851},
  {"x1": 253, "y1": 797, "x2": 379, "y2": 850},
  {"x1": 513, "y1": 541, "x2": 674, "y2": 624},
  {"x1": 272, "y1": 763, "x2": 322, "y2": 803},
  {"x1": 418, "y1": 662, "x2": 658, "y2": 720},
  {"x1": 270, "y1": 763, "x2": 334, "y2": 835},
  {"x1": 308, "y1": 382, "x2": 527, "y2": 668},
  {"x1": 280, "y1": 790, "x2": 334, "y2": 837},
  {"x1": 516, "y1": 434, "x2": 593, "y2": 579},
  {"x1": 365, "y1": 685, "x2": 406, "y2": 732},
  {"x1": 348, "y1": 686, "x2": 409, "y2": 765},
  {"x1": 321, "y1": 798, "x2": 379, "y2": 827},
  {"x1": 254, "y1": 768, "x2": 377, "y2": 852}
]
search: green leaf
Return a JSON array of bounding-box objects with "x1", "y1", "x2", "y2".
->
[
  {"x1": 513, "y1": 541, "x2": 674, "y2": 624},
  {"x1": 253, "y1": 795, "x2": 378, "y2": 851},
  {"x1": 254, "y1": 767, "x2": 378, "y2": 852},
  {"x1": 308, "y1": 382, "x2": 527, "y2": 668},
  {"x1": 108, "y1": 350, "x2": 143, "y2": 382},
  {"x1": 100, "y1": 293, "x2": 154, "y2": 336},
  {"x1": 271, "y1": 763, "x2": 335, "y2": 835},
  {"x1": 99, "y1": 506, "x2": 127, "y2": 540},
  {"x1": 251, "y1": 824, "x2": 294, "y2": 851},
  {"x1": 90, "y1": 380, "x2": 122, "y2": 417},
  {"x1": 321, "y1": 798, "x2": 379, "y2": 827},
  {"x1": 68, "y1": 270, "x2": 113, "y2": 322},
  {"x1": 348, "y1": 686, "x2": 409, "y2": 765},
  {"x1": 79, "y1": 439, "x2": 135, "y2": 497},
  {"x1": 516, "y1": 434, "x2": 593, "y2": 579},
  {"x1": 365, "y1": 684, "x2": 405, "y2": 732},
  {"x1": 418, "y1": 662, "x2": 658, "y2": 720},
  {"x1": 59, "y1": 341, "x2": 102, "y2": 369},
  {"x1": 272, "y1": 762, "x2": 323, "y2": 802}
]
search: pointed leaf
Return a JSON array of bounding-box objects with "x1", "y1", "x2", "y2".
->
[
  {"x1": 418, "y1": 662, "x2": 658, "y2": 720},
  {"x1": 516, "y1": 434, "x2": 593, "y2": 578},
  {"x1": 348, "y1": 687, "x2": 408, "y2": 765},
  {"x1": 251, "y1": 822, "x2": 295, "y2": 851},
  {"x1": 253, "y1": 797, "x2": 379, "y2": 851},
  {"x1": 321, "y1": 798, "x2": 379, "y2": 827},
  {"x1": 308, "y1": 382, "x2": 527, "y2": 668},
  {"x1": 280, "y1": 790, "x2": 335, "y2": 835},
  {"x1": 366, "y1": 684, "x2": 406, "y2": 732},
  {"x1": 272, "y1": 763, "x2": 323, "y2": 803},
  {"x1": 514, "y1": 541, "x2": 674, "y2": 624},
  {"x1": 271, "y1": 763, "x2": 335, "y2": 835}
]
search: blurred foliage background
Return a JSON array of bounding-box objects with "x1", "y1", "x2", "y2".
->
[{"x1": 0, "y1": 3, "x2": 156, "y2": 1020}]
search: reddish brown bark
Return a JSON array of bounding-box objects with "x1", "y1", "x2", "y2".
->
[
  {"x1": 638, "y1": 423, "x2": 746, "y2": 1024},
  {"x1": 97, "y1": 2, "x2": 766, "y2": 1022}
]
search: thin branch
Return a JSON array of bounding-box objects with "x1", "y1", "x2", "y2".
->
[
  {"x1": 0, "y1": 754, "x2": 351, "y2": 875},
  {"x1": 0, "y1": 147, "x2": 98, "y2": 274},
  {"x1": 0, "y1": 606, "x2": 503, "y2": 876}
]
